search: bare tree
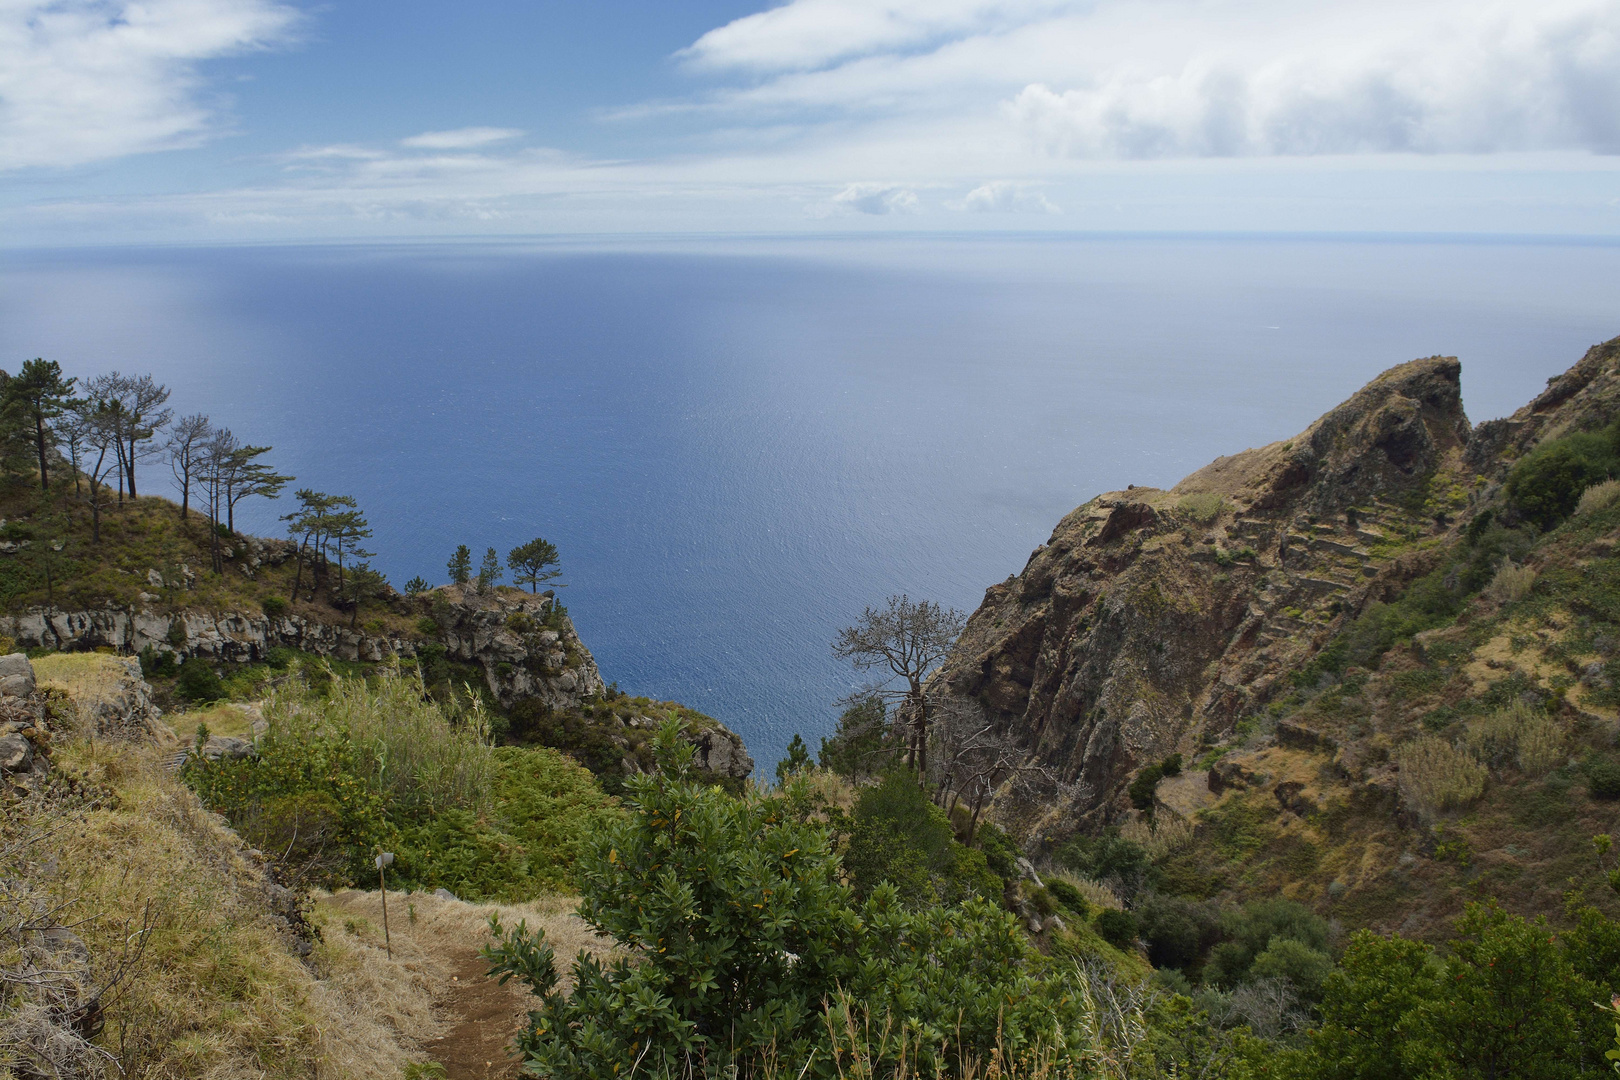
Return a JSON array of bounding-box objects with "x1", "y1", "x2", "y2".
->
[
  {"x1": 82, "y1": 373, "x2": 171, "y2": 500},
  {"x1": 832, "y1": 595, "x2": 965, "y2": 780},
  {"x1": 929, "y1": 694, "x2": 1057, "y2": 841},
  {"x1": 68, "y1": 399, "x2": 123, "y2": 543},
  {"x1": 165, "y1": 414, "x2": 212, "y2": 520},
  {"x1": 51, "y1": 409, "x2": 91, "y2": 496}
]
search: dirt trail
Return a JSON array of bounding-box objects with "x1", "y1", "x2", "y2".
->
[
  {"x1": 319, "y1": 890, "x2": 609, "y2": 1080},
  {"x1": 423, "y1": 943, "x2": 528, "y2": 1080}
]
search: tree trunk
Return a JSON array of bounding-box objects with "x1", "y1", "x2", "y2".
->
[
  {"x1": 290, "y1": 537, "x2": 306, "y2": 601},
  {"x1": 909, "y1": 678, "x2": 928, "y2": 782},
  {"x1": 179, "y1": 467, "x2": 189, "y2": 520},
  {"x1": 126, "y1": 433, "x2": 138, "y2": 498},
  {"x1": 33, "y1": 411, "x2": 48, "y2": 491}
]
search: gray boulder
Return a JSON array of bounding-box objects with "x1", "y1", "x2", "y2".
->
[
  {"x1": 0, "y1": 731, "x2": 32, "y2": 772},
  {"x1": 0, "y1": 652, "x2": 35, "y2": 698}
]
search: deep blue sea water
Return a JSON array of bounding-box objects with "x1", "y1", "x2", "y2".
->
[{"x1": 1, "y1": 235, "x2": 1617, "y2": 773}]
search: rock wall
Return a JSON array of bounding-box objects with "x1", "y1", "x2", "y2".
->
[
  {"x1": 0, "y1": 586, "x2": 603, "y2": 715},
  {"x1": 936, "y1": 340, "x2": 1620, "y2": 831}
]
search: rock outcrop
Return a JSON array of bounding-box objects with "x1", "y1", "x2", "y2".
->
[
  {"x1": 0, "y1": 654, "x2": 50, "y2": 798},
  {"x1": 0, "y1": 586, "x2": 604, "y2": 715},
  {"x1": 936, "y1": 340, "x2": 1620, "y2": 831}
]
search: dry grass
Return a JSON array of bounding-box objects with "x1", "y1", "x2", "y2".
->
[
  {"x1": 168, "y1": 701, "x2": 260, "y2": 741},
  {"x1": 1462, "y1": 702, "x2": 1565, "y2": 778},
  {"x1": 1577, "y1": 478, "x2": 1620, "y2": 517},
  {"x1": 1044, "y1": 870, "x2": 1123, "y2": 912},
  {"x1": 30, "y1": 738, "x2": 447, "y2": 1080},
  {"x1": 1485, "y1": 560, "x2": 1537, "y2": 605},
  {"x1": 1177, "y1": 492, "x2": 1228, "y2": 524},
  {"x1": 1118, "y1": 814, "x2": 1195, "y2": 859},
  {"x1": 32, "y1": 652, "x2": 130, "y2": 714},
  {"x1": 320, "y1": 889, "x2": 615, "y2": 996},
  {"x1": 1396, "y1": 736, "x2": 1487, "y2": 817}
]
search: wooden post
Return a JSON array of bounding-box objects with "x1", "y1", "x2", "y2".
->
[{"x1": 375, "y1": 851, "x2": 395, "y2": 958}]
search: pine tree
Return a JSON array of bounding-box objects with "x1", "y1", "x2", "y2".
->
[
  {"x1": 477, "y1": 546, "x2": 503, "y2": 593},
  {"x1": 3, "y1": 358, "x2": 77, "y2": 491},
  {"x1": 507, "y1": 537, "x2": 563, "y2": 593},
  {"x1": 447, "y1": 544, "x2": 472, "y2": 585}
]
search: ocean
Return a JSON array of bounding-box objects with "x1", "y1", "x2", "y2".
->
[{"x1": 2, "y1": 234, "x2": 1617, "y2": 772}]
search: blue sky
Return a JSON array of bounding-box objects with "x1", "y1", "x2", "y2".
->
[{"x1": 3, "y1": 0, "x2": 1620, "y2": 242}]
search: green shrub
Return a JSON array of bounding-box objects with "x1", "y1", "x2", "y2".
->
[
  {"x1": 817, "y1": 693, "x2": 899, "y2": 780},
  {"x1": 1095, "y1": 908, "x2": 1140, "y2": 949},
  {"x1": 261, "y1": 595, "x2": 287, "y2": 618},
  {"x1": 1058, "y1": 830, "x2": 1151, "y2": 900},
  {"x1": 265, "y1": 646, "x2": 296, "y2": 670},
  {"x1": 976, "y1": 821, "x2": 1020, "y2": 883},
  {"x1": 490, "y1": 745, "x2": 620, "y2": 892},
  {"x1": 483, "y1": 723, "x2": 1092, "y2": 1078},
  {"x1": 1046, "y1": 877, "x2": 1092, "y2": 918},
  {"x1": 842, "y1": 770, "x2": 1001, "y2": 907},
  {"x1": 1205, "y1": 898, "x2": 1330, "y2": 989},
  {"x1": 1506, "y1": 424, "x2": 1620, "y2": 531},
  {"x1": 1135, "y1": 893, "x2": 1216, "y2": 970},
  {"x1": 1587, "y1": 757, "x2": 1620, "y2": 801},
  {"x1": 138, "y1": 645, "x2": 177, "y2": 678},
  {"x1": 184, "y1": 668, "x2": 495, "y2": 884},
  {"x1": 175, "y1": 658, "x2": 223, "y2": 703},
  {"x1": 1129, "y1": 753, "x2": 1183, "y2": 811}
]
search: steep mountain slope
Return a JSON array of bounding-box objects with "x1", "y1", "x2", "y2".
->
[{"x1": 940, "y1": 337, "x2": 1620, "y2": 935}]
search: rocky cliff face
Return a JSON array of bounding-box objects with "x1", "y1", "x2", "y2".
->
[
  {"x1": 0, "y1": 585, "x2": 757, "y2": 781},
  {"x1": 937, "y1": 341, "x2": 1620, "y2": 833},
  {"x1": 0, "y1": 586, "x2": 604, "y2": 713}
]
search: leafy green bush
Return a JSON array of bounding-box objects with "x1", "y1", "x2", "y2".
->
[
  {"x1": 1506, "y1": 421, "x2": 1620, "y2": 531},
  {"x1": 137, "y1": 645, "x2": 177, "y2": 678},
  {"x1": 1058, "y1": 829, "x2": 1151, "y2": 900},
  {"x1": 484, "y1": 723, "x2": 1092, "y2": 1078},
  {"x1": 1094, "y1": 908, "x2": 1140, "y2": 949},
  {"x1": 1294, "y1": 902, "x2": 1602, "y2": 1080},
  {"x1": 842, "y1": 769, "x2": 1001, "y2": 907},
  {"x1": 1129, "y1": 753, "x2": 1185, "y2": 811},
  {"x1": 1045, "y1": 877, "x2": 1093, "y2": 918},
  {"x1": 175, "y1": 658, "x2": 223, "y2": 703},
  {"x1": 817, "y1": 692, "x2": 899, "y2": 780},
  {"x1": 1135, "y1": 892, "x2": 1216, "y2": 970},
  {"x1": 184, "y1": 667, "x2": 496, "y2": 885},
  {"x1": 1587, "y1": 757, "x2": 1620, "y2": 801},
  {"x1": 490, "y1": 745, "x2": 620, "y2": 892},
  {"x1": 1204, "y1": 898, "x2": 1330, "y2": 990},
  {"x1": 976, "y1": 821, "x2": 1020, "y2": 883},
  {"x1": 261, "y1": 595, "x2": 287, "y2": 618}
]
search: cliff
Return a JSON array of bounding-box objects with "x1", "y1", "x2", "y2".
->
[
  {"x1": 0, "y1": 581, "x2": 753, "y2": 782},
  {"x1": 938, "y1": 338, "x2": 1620, "y2": 864}
]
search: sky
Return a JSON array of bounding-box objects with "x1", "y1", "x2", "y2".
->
[{"x1": 3, "y1": 0, "x2": 1620, "y2": 242}]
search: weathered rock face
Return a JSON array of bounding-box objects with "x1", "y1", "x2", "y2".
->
[
  {"x1": 0, "y1": 586, "x2": 604, "y2": 715},
  {"x1": 423, "y1": 586, "x2": 604, "y2": 709},
  {"x1": 937, "y1": 345, "x2": 1618, "y2": 832},
  {"x1": 0, "y1": 654, "x2": 51, "y2": 797}
]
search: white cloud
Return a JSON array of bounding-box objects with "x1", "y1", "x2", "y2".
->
[
  {"x1": 832, "y1": 182, "x2": 919, "y2": 214},
  {"x1": 681, "y1": 0, "x2": 1620, "y2": 158},
  {"x1": 0, "y1": 0, "x2": 302, "y2": 171},
  {"x1": 399, "y1": 127, "x2": 523, "y2": 150},
  {"x1": 957, "y1": 179, "x2": 1058, "y2": 212},
  {"x1": 680, "y1": 0, "x2": 1064, "y2": 73}
]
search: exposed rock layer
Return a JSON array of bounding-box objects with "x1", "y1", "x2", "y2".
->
[{"x1": 937, "y1": 339, "x2": 1620, "y2": 830}]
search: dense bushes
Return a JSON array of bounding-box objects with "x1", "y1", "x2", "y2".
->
[
  {"x1": 1505, "y1": 418, "x2": 1620, "y2": 531},
  {"x1": 487, "y1": 724, "x2": 1096, "y2": 1079},
  {"x1": 841, "y1": 769, "x2": 1002, "y2": 907},
  {"x1": 1288, "y1": 901, "x2": 1614, "y2": 1080},
  {"x1": 184, "y1": 667, "x2": 614, "y2": 897}
]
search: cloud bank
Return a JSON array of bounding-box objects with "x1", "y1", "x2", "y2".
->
[
  {"x1": 0, "y1": 0, "x2": 301, "y2": 171},
  {"x1": 685, "y1": 0, "x2": 1620, "y2": 158}
]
